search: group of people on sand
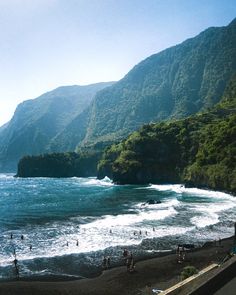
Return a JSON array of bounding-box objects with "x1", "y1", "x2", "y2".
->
[
  {"x1": 176, "y1": 245, "x2": 186, "y2": 263},
  {"x1": 102, "y1": 256, "x2": 111, "y2": 269},
  {"x1": 101, "y1": 249, "x2": 136, "y2": 273}
]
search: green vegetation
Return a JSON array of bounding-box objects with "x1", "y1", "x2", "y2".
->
[
  {"x1": 8, "y1": 19, "x2": 236, "y2": 187},
  {"x1": 81, "y1": 19, "x2": 236, "y2": 147},
  {"x1": 41, "y1": 19, "x2": 236, "y2": 152},
  {"x1": 98, "y1": 76, "x2": 236, "y2": 194},
  {"x1": 17, "y1": 151, "x2": 101, "y2": 177},
  {"x1": 0, "y1": 82, "x2": 114, "y2": 171},
  {"x1": 181, "y1": 266, "x2": 198, "y2": 280},
  {"x1": 17, "y1": 77, "x2": 236, "y2": 192}
]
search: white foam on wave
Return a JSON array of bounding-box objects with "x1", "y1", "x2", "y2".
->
[
  {"x1": 148, "y1": 184, "x2": 184, "y2": 193},
  {"x1": 0, "y1": 173, "x2": 14, "y2": 179},
  {"x1": 191, "y1": 214, "x2": 219, "y2": 228},
  {"x1": 190, "y1": 200, "x2": 236, "y2": 228},
  {"x1": 148, "y1": 184, "x2": 234, "y2": 200},
  {"x1": 1, "y1": 181, "x2": 235, "y2": 269},
  {"x1": 0, "y1": 201, "x2": 179, "y2": 266},
  {"x1": 73, "y1": 176, "x2": 114, "y2": 187},
  {"x1": 0, "y1": 220, "x2": 194, "y2": 268},
  {"x1": 82, "y1": 207, "x2": 177, "y2": 229},
  {"x1": 134, "y1": 198, "x2": 180, "y2": 210},
  {"x1": 148, "y1": 184, "x2": 236, "y2": 228}
]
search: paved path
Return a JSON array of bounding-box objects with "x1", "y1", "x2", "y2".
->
[{"x1": 214, "y1": 276, "x2": 236, "y2": 295}]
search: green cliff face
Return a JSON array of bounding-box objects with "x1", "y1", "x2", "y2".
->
[
  {"x1": 0, "y1": 82, "x2": 114, "y2": 171},
  {"x1": 7, "y1": 19, "x2": 236, "y2": 188},
  {"x1": 98, "y1": 76, "x2": 236, "y2": 194},
  {"x1": 43, "y1": 19, "x2": 236, "y2": 153},
  {"x1": 81, "y1": 19, "x2": 236, "y2": 147}
]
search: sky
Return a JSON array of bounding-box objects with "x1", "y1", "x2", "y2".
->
[{"x1": 0, "y1": 0, "x2": 236, "y2": 126}]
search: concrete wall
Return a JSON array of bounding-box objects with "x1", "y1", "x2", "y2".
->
[{"x1": 190, "y1": 256, "x2": 236, "y2": 295}]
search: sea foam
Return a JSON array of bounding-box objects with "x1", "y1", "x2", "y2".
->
[{"x1": 148, "y1": 184, "x2": 234, "y2": 200}]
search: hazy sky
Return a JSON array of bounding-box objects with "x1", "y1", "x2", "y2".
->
[{"x1": 0, "y1": 0, "x2": 236, "y2": 126}]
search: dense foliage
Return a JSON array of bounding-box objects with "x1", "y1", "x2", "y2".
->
[
  {"x1": 17, "y1": 151, "x2": 101, "y2": 177},
  {"x1": 98, "y1": 76, "x2": 236, "y2": 194},
  {"x1": 80, "y1": 18, "x2": 236, "y2": 147},
  {"x1": 4, "y1": 19, "x2": 236, "y2": 185},
  {"x1": 44, "y1": 19, "x2": 236, "y2": 152},
  {"x1": 181, "y1": 266, "x2": 198, "y2": 280}
]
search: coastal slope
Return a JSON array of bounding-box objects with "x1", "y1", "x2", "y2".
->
[
  {"x1": 98, "y1": 75, "x2": 236, "y2": 194},
  {"x1": 0, "y1": 82, "x2": 114, "y2": 171},
  {"x1": 75, "y1": 18, "x2": 236, "y2": 148}
]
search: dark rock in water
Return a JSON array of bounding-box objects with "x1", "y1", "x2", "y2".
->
[{"x1": 146, "y1": 199, "x2": 161, "y2": 205}]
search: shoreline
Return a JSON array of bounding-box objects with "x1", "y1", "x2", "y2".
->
[
  {"x1": 0, "y1": 235, "x2": 235, "y2": 295},
  {"x1": 8, "y1": 171, "x2": 236, "y2": 196}
]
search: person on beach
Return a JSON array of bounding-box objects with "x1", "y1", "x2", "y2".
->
[
  {"x1": 181, "y1": 246, "x2": 186, "y2": 260},
  {"x1": 13, "y1": 258, "x2": 19, "y2": 279},
  {"x1": 126, "y1": 253, "x2": 135, "y2": 273},
  {"x1": 126, "y1": 258, "x2": 131, "y2": 271},
  {"x1": 13, "y1": 258, "x2": 18, "y2": 267},
  {"x1": 129, "y1": 258, "x2": 135, "y2": 273},
  {"x1": 66, "y1": 241, "x2": 69, "y2": 246},
  {"x1": 176, "y1": 245, "x2": 179, "y2": 253},
  {"x1": 177, "y1": 245, "x2": 184, "y2": 263},
  {"x1": 123, "y1": 249, "x2": 129, "y2": 264},
  {"x1": 102, "y1": 257, "x2": 107, "y2": 269},
  {"x1": 123, "y1": 248, "x2": 128, "y2": 258},
  {"x1": 178, "y1": 245, "x2": 185, "y2": 263},
  {"x1": 107, "y1": 256, "x2": 111, "y2": 268},
  {"x1": 76, "y1": 240, "x2": 79, "y2": 246},
  {"x1": 127, "y1": 252, "x2": 133, "y2": 268},
  {"x1": 29, "y1": 245, "x2": 32, "y2": 251},
  {"x1": 10, "y1": 233, "x2": 13, "y2": 239}
]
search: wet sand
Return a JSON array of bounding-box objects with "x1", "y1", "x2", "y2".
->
[{"x1": 0, "y1": 236, "x2": 235, "y2": 295}]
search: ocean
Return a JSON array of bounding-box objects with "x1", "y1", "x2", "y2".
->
[{"x1": 0, "y1": 174, "x2": 235, "y2": 280}]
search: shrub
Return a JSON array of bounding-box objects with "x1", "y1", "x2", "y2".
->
[{"x1": 181, "y1": 266, "x2": 198, "y2": 280}]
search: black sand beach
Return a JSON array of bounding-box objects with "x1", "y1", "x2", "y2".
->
[{"x1": 0, "y1": 236, "x2": 235, "y2": 295}]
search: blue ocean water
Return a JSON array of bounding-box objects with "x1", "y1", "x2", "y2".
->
[{"x1": 0, "y1": 174, "x2": 235, "y2": 280}]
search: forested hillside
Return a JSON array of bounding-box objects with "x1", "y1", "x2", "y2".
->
[
  {"x1": 78, "y1": 18, "x2": 236, "y2": 147},
  {"x1": 17, "y1": 76, "x2": 236, "y2": 194},
  {"x1": 98, "y1": 76, "x2": 236, "y2": 193},
  {"x1": 7, "y1": 19, "x2": 236, "y2": 182},
  {"x1": 49, "y1": 19, "x2": 236, "y2": 152}
]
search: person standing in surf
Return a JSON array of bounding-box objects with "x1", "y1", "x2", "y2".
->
[{"x1": 102, "y1": 257, "x2": 107, "y2": 269}]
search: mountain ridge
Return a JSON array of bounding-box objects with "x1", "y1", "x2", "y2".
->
[
  {"x1": 1, "y1": 18, "x2": 236, "y2": 171},
  {"x1": 0, "y1": 82, "x2": 114, "y2": 171},
  {"x1": 70, "y1": 18, "x2": 236, "y2": 148}
]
